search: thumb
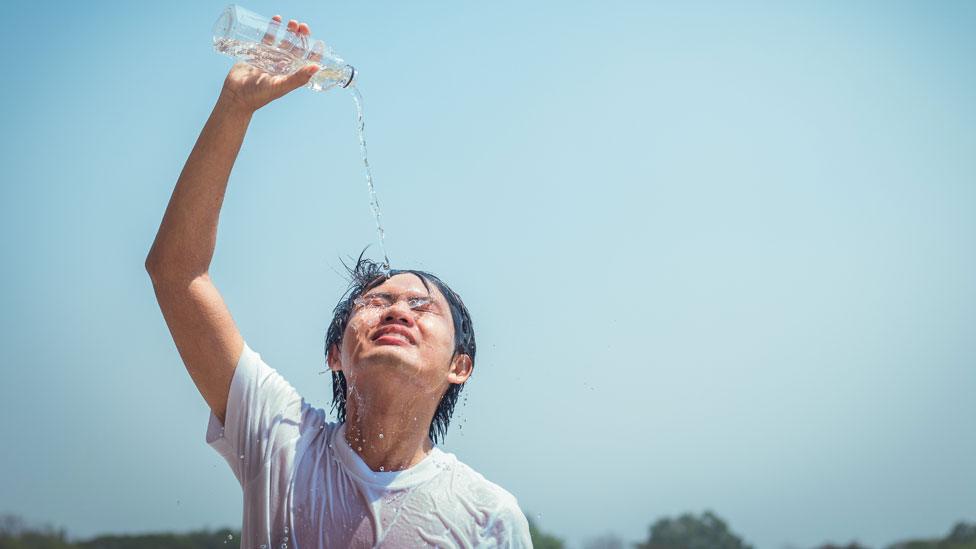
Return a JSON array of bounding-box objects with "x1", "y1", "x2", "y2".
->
[
  {"x1": 294, "y1": 65, "x2": 320, "y2": 84},
  {"x1": 277, "y1": 65, "x2": 320, "y2": 94}
]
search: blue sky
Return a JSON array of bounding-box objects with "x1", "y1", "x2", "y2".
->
[{"x1": 1, "y1": 1, "x2": 974, "y2": 548}]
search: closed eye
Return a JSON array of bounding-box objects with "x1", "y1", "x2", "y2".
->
[{"x1": 407, "y1": 297, "x2": 433, "y2": 309}]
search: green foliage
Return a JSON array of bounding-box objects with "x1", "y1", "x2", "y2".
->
[
  {"x1": 946, "y1": 521, "x2": 976, "y2": 544},
  {"x1": 76, "y1": 528, "x2": 240, "y2": 549},
  {"x1": 0, "y1": 516, "x2": 240, "y2": 549},
  {"x1": 635, "y1": 510, "x2": 753, "y2": 549},
  {"x1": 526, "y1": 513, "x2": 565, "y2": 549},
  {"x1": 3, "y1": 512, "x2": 976, "y2": 549},
  {"x1": 1, "y1": 514, "x2": 72, "y2": 549},
  {"x1": 582, "y1": 533, "x2": 626, "y2": 549},
  {"x1": 884, "y1": 520, "x2": 976, "y2": 549}
]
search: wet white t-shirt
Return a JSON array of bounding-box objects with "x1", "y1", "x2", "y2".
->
[{"x1": 205, "y1": 340, "x2": 532, "y2": 549}]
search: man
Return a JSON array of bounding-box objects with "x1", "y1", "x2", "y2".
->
[{"x1": 145, "y1": 15, "x2": 532, "y2": 548}]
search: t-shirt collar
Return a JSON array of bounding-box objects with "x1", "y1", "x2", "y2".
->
[{"x1": 333, "y1": 422, "x2": 447, "y2": 490}]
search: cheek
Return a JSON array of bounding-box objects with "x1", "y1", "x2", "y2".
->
[
  {"x1": 343, "y1": 316, "x2": 373, "y2": 354},
  {"x1": 350, "y1": 308, "x2": 382, "y2": 329},
  {"x1": 420, "y1": 320, "x2": 455, "y2": 358}
]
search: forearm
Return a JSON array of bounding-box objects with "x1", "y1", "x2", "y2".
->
[{"x1": 145, "y1": 94, "x2": 253, "y2": 280}]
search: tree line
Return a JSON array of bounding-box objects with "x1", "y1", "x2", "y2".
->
[{"x1": 2, "y1": 510, "x2": 974, "y2": 549}]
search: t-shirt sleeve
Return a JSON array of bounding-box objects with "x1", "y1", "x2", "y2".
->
[
  {"x1": 486, "y1": 494, "x2": 534, "y2": 548},
  {"x1": 204, "y1": 340, "x2": 304, "y2": 486}
]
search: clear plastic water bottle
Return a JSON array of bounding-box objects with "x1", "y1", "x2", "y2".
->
[{"x1": 212, "y1": 4, "x2": 356, "y2": 92}]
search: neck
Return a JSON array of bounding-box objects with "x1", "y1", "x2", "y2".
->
[{"x1": 342, "y1": 383, "x2": 439, "y2": 472}]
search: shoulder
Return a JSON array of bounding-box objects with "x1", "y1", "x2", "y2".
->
[
  {"x1": 440, "y1": 452, "x2": 517, "y2": 504},
  {"x1": 437, "y1": 452, "x2": 531, "y2": 544},
  {"x1": 483, "y1": 491, "x2": 531, "y2": 547}
]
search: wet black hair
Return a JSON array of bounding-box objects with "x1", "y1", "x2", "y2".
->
[{"x1": 324, "y1": 250, "x2": 476, "y2": 444}]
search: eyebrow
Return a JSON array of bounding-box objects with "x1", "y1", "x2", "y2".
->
[{"x1": 362, "y1": 291, "x2": 391, "y2": 298}]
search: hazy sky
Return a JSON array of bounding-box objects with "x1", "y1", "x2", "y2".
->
[{"x1": 1, "y1": 1, "x2": 973, "y2": 548}]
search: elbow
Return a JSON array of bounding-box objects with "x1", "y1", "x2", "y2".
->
[
  {"x1": 144, "y1": 252, "x2": 177, "y2": 282},
  {"x1": 145, "y1": 253, "x2": 166, "y2": 278},
  {"x1": 144, "y1": 254, "x2": 207, "y2": 285},
  {"x1": 145, "y1": 240, "x2": 164, "y2": 275},
  {"x1": 144, "y1": 255, "x2": 159, "y2": 276}
]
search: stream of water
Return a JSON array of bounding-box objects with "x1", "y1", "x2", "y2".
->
[{"x1": 349, "y1": 87, "x2": 391, "y2": 275}]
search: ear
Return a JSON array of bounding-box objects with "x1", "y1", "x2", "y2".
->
[
  {"x1": 327, "y1": 343, "x2": 343, "y2": 372},
  {"x1": 447, "y1": 353, "x2": 473, "y2": 384}
]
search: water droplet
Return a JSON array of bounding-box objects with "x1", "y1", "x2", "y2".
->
[
  {"x1": 239, "y1": 454, "x2": 245, "y2": 460},
  {"x1": 284, "y1": 526, "x2": 289, "y2": 534},
  {"x1": 379, "y1": 466, "x2": 385, "y2": 471},
  {"x1": 357, "y1": 446, "x2": 362, "y2": 451},
  {"x1": 378, "y1": 433, "x2": 384, "y2": 439}
]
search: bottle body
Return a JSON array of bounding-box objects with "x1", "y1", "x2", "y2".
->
[{"x1": 212, "y1": 4, "x2": 355, "y2": 92}]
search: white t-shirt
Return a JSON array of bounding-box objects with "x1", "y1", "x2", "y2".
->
[{"x1": 205, "y1": 340, "x2": 533, "y2": 549}]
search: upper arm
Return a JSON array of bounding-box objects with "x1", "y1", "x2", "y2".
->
[{"x1": 148, "y1": 272, "x2": 243, "y2": 424}]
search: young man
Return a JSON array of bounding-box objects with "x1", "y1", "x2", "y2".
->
[{"x1": 145, "y1": 15, "x2": 531, "y2": 548}]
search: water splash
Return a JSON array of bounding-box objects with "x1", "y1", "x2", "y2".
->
[{"x1": 349, "y1": 87, "x2": 391, "y2": 275}]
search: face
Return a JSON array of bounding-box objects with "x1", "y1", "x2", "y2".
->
[{"x1": 328, "y1": 273, "x2": 473, "y2": 397}]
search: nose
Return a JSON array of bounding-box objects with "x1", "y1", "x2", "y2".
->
[{"x1": 382, "y1": 301, "x2": 415, "y2": 326}]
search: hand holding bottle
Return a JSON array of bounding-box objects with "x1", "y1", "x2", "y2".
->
[{"x1": 218, "y1": 16, "x2": 323, "y2": 113}]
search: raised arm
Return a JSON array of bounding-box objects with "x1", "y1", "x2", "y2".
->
[{"x1": 145, "y1": 17, "x2": 319, "y2": 423}]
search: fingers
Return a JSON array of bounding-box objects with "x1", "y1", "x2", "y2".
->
[
  {"x1": 276, "y1": 19, "x2": 297, "y2": 49},
  {"x1": 291, "y1": 23, "x2": 311, "y2": 57},
  {"x1": 276, "y1": 19, "x2": 311, "y2": 58},
  {"x1": 262, "y1": 15, "x2": 281, "y2": 46}
]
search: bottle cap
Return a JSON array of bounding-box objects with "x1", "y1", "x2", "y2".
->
[{"x1": 341, "y1": 65, "x2": 357, "y2": 88}]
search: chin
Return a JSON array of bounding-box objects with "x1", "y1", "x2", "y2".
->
[
  {"x1": 355, "y1": 354, "x2": 424, "y2": 381},
  {"x1": 356, "y1": 352, "x2": 418, "y2": 372}
]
